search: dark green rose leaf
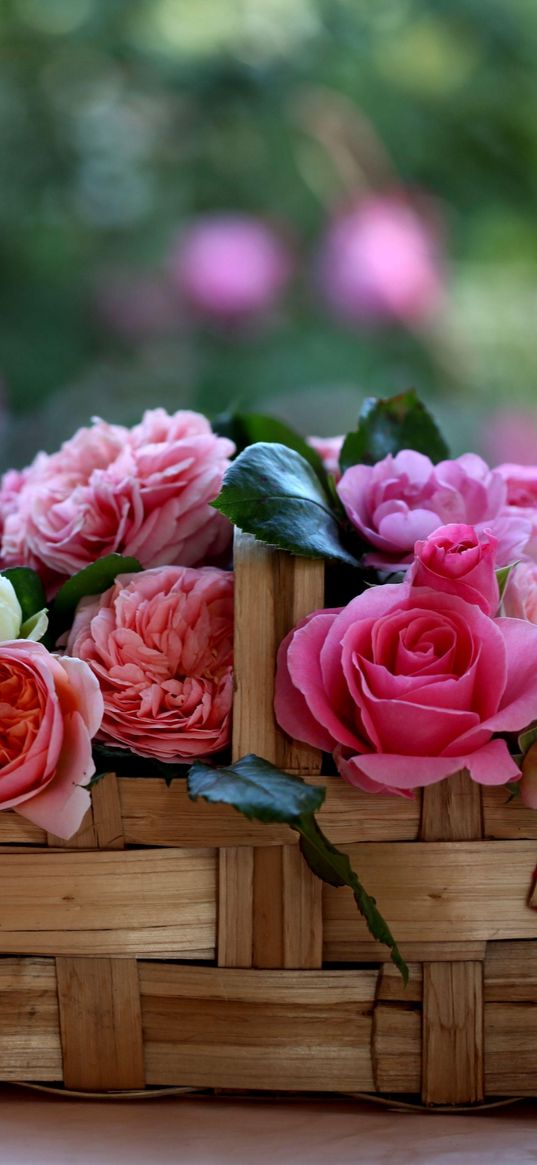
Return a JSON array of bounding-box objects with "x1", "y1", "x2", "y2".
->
[
  {"x1": 212, "y1": 442, "x2": 359, "y2": 565},
  {"x1": 188, "y1": 753, "x2": 325, "y2": 822},
  {"x1": 213, "y1": 410, "x2": 327, "y2": 481},
  {"x1": 340, "y1": 390, "x2": 450, "y2": 472},
  {"x1": 1, "y1": 567, "x2": 46, "y2": 622},
  {"x1": 188, "y1": 753, "x2": 407, "y2": 980},
  {"x1": 49, "y1": 554, "x2": 142, "y2": 641},
  {"x1": 297, "y1": 814, "x2": 408, "y2": 983},
  {"x1": 91, "y1": 743, "x2": 189, "y2": 785}
]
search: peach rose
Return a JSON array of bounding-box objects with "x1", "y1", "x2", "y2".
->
[
  {"x1": 66, "y1": 565, "x2": 233, "y2": 762},
  {"x1": 0, "y1": 640, "x2": 103, "y2": 838}
]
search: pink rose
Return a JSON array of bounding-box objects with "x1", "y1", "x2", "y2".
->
[
  {"x1": 66, "y1": 565, "x2": 233, "y2": 763},
  {"x1": 317, "y1": 193, "x2": 443, "y2": 326},
  {"x1": 1, "y1": 410, "x2": 234, "y2": 591},
  {"x1": 274, "y1": 583, "x2": 537, "y2": 796},
  {"x1": 0, "y1": 466, "x2": 35, "y2": 543},
  {"x1": 170, "y1": 214, "x2": 292, "y2": 323},
  {"x1": 497, "y1": 463, "x2": 537, "y2": 560},
  {"x1": 408, "y1": 523, "x2": 500, "y2": 615},
  {"x1": 503, "y1": 561, "x2": 537, "y2": 623},
  {"x1": 306, "y1": 435, "x2": 344, "y2": 480},
  {"x1": 337, "y1": 450, "x2": 530, "y2": 570},
  {"x1": 0, "y1": 640, "x2": 103, "y2": 838}
]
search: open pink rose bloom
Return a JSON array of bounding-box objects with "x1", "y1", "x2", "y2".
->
[
  {"x1": 66, "y1": 565, "x2": 234, "y2": 762},
  {"x1": 0, "y1": 640, "x2": 103, "y2": 838},
  {"x1": 275, "y1": 581, "x2": 537, "y2": 797},
  {"x1": 0, "y1": 409, "x2": 234, "y2": 593},
  {"x1": 337, "y1": 450, "x2": 531, "y2": 569}
]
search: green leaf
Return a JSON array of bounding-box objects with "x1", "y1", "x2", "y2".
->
[
  {"x1": 188, "y1": 753, "x2": 325, "y2": 822},
  {"x1": 497, "y1": 562, "x2": 518, "y2": 600},
  {"x1": 297, "y1": 814, "x2": 408, "y2": 983},
  {"x1": 91, "y1": 742, "x2": 190, "y2": 784},
  {"x1": 213, "y1": 442, "x2": 360, "y2": 565},
  {"x1": 49, "y1": 554, "x2": 142, "y2": 640},
  {"x1": 0, "y1": 567, "x2": 46, "y2": 622},
  {"x1": 518, "y1": 721, "x2": 537, "y2": 756},
  {"x1": 339, "y1": 390, "x2": 450, "y2": 472},
  {"x1": 188, "y1": 753, "x2": 407, "y2": 980},
  {"x1": 214, "y1": 410, "x2": 327, "y2": 480}
]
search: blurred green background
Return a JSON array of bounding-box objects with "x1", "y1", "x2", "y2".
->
[{"x1": 2, "y1": 0, "x2": 537, "y2": 467}]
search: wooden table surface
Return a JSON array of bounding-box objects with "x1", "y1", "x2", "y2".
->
[{"x1": 0, "y1": 1090, "x2": 535, "y2": 1164}]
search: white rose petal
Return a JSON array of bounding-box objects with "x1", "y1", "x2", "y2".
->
[
  {"x1": 0, "y1": 576, "x2": 22, "y2": 640},
  {"x1": 20, "y1": 608, "x2": 49, "y2": 642}
]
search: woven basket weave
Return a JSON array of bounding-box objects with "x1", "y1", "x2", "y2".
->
[{"x1": 1, "y1": 531, "x2": 537, "y2": 1103}]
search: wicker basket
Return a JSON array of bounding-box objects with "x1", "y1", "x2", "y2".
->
[{"x1": 1, "y1": 531, "x2": 537, "y2": 1103}]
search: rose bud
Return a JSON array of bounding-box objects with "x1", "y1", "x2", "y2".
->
[{"x1": 408, "y1": 523, "x2": 500, "y2": 615}]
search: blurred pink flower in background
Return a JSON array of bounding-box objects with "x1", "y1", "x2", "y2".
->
[
  {"x1": 95, "y1": 274, "x2": 178, "y2": 341},
  {"x1": 317, "y1": 192, "x2": 443, "y2": 326},
  {"x1": 482, "y1": 411, "x2": 537, "y2": 468},
  {"x1": 170, "y1": 214, "x2": 292, "y2": 324}
]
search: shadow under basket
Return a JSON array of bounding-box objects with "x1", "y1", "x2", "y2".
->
[{"x1": 1, "y1": 532, "x2": 537, "y2": 1105}]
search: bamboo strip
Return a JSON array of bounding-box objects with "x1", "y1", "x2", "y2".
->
[
  {"x1": 57, "y1": 958, "x2": 145, "y2": 1091},
  {"x1": 219, "y1": 533, "x2": 325, "y2": 970},
  {"x1": 91, "y1": 775, "x2": 125, "y2": 849},
  {"x1": 372, "y1": 1006, "x2": 421, "y2": 1093},
  {"x1": 0, "y1": 958, "x2": 62, "y2": 1080},
  {"x1": 322, "y1": 841, "x2": 537, "y2": 951},
  {"x1": 231, "y1": 534, "x2": 324, "y2": 773},
  {"x1": 485, "y1": 1002, "x2": 537, "y2": 1094},
  {"x1": 0, "y1": 849, "x2": 216, "y2": 957},
  {"x1": 422, "y1": 962, "x2": 484, "y2": 1104},
  {"x1": 139, "y1": 965, "x2": 376, "y2": 1091},
  {"x1": 253, "y1": 847, "x2": 284, "y2": 967},
  {"x1": 282, "y1": 845, "x2": 323, "y2": 968},
  {"x1": 333, "y1": 940, "x2": 487, "y2": 963},
  {"x1": 420, "y1": 774, "x2": 484, "y2": 1105},
  {"x1": 484, "y1": 940, "x2": 537, "y2": 1001},
  {"x1": 420, "y1": 771, "x2": 483, "y2": 842},
  {"x1": 0, "y1": 815, "x2": 46, "y2": 844},
  {"x1": 217, "y1": 847, "x2": 254, "y2": 967},
  {"x1": 483, "y1": 787, "x2": 537, "y2": 839},
  {"x1": 118, "y1": 775, "x2": 421, "y2": 847}
]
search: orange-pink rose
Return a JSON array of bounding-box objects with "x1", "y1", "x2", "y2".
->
[
  {"x1": 66, "y1": 565, "x2": 233, "y2": 762},
  {"x1": 0, "y1": 640, "x2": 103, "y2": 838}
]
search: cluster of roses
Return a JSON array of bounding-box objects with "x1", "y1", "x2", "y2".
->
[
  {"x1": 0, "y1": 409, "x2": 235, "y2": 838},
  {"x1": 280, "y1": 447, "x2": 537, "y2": 806},
  {"x1": 3, "y1": 403, "x2": 537, "y2": 842}
]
